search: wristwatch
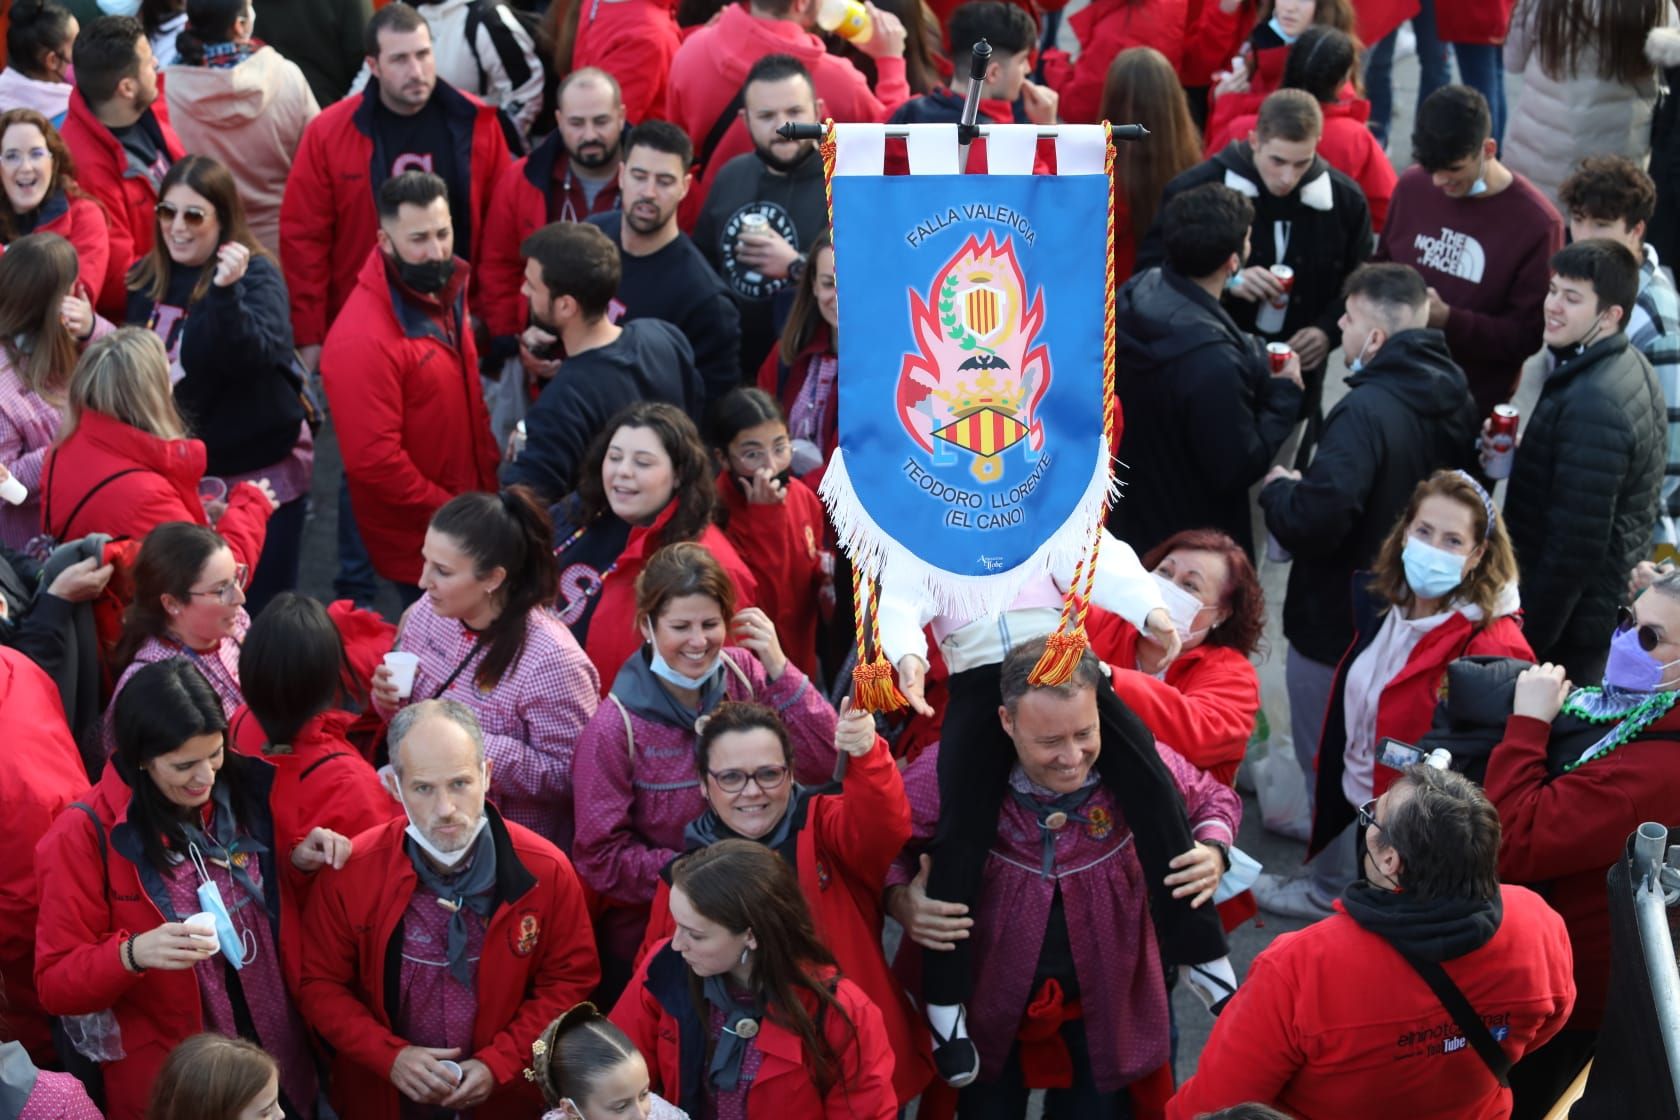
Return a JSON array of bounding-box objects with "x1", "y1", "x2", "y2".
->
[{"x1": 787, "y1": 254, "x2": 806, "y2": 285}]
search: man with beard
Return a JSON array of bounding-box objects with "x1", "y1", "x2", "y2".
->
[
  {"x1": 501, "y1": 221, "x2": 702, "y2": 502},
  {"x1": 590, "y1": 119, "x2": 742, "y2": 404},
  {"x1": 59, "y1": 15, "x2": 184, "y2": 317},
  {"x1": 299, "y1": 699, "x2": 599, "y2": 1120},
  {"x1": 479, "y1": 68, "x2": 629, "y2": 439},
  {"x1": 694, "y1": 55, "x2": 829, "y2": 376},
  {"x1": 319, "y1": 173, "x2": 499, "y2": 602}
]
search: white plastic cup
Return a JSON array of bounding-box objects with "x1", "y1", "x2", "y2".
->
[
  {"x1": 437, "y1": 1059, "x2": 463, "y2": 1085},
  {"x1": 0, "y1": 473, "x2": 25, "y2": 506},
  {"x1": 185, "y1": 911, "x2": 219, "y2": 944},
  {"x1": 383, "y1": 651, "x2": 420, "y2": 699}
]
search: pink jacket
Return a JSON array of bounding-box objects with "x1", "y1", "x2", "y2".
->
[{"x1": 0, "y1": 318, "x2": 112, "y2": 548}]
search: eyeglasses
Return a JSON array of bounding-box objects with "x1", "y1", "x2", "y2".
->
[
  {"x1": 187, "y1": 563, "x2": 248, "y2": 606},
  {"x1": 156, "y1": 202, "x2": 211, "y2": 228},
  {"x1": 1356, "y1": 798, "x2": 1384, "y2": 833},
  {"x1": 0, "y1": 147, "x2": 49, "y2": 169},
  {"x1": 706, "y1": 765, "x2": 790, "y2": 794},
  {"x1": 1617, "y1": 605, "x2": 1664, "y2": 652}
]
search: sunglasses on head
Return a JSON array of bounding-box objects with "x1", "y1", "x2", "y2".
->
[
  {"x1": 156, "y1": 203, "x2": 210, "y2": 228},
  {"x1": 1617, "y1": 605, "x2": 1664, "y2": 652}
]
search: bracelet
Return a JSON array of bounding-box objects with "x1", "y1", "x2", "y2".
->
[{"x1": 123, "y1": 936, "x2": 145, "y2": 973}]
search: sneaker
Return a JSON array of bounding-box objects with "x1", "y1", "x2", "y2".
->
[
  {"x1": 1186, "y1": 963, "x2": 1239, "y2": 1016},
  {"x1": 1253, "y1": 873, "x2": 1334, "y2": 920},
  {"x1": 928, "y1": 1010, "x2": 981, "y2": 1088}
]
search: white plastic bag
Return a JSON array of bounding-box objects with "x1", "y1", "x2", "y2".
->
[{"x1": 60, "y1": 1009, "x2": 124, "y2": 1063}]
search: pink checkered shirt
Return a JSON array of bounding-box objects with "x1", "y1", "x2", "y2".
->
[
  {"x1": 0, "y1": 361, "x2": 65, "y2": 549},
  {"x1": 104, "y1": 612, "x2": 250, "y2": 756},
  {"x1": 395, "y1": 598, "x2": 601, "y2": 847}
]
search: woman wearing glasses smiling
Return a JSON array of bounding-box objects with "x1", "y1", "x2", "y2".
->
[
  {"x1": 634, "y1": 699, "x2": 932, "y2": 1107},
  {"x1": 101, "y1": 521, "x2": 254, "y2": 755}
]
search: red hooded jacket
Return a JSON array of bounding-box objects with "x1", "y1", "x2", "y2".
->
[
  {"x1": 33, "y1": 758, "x2": 298, "y2": 1120},
  {"x1": 1041, "y1": 0, "x2": 1188, "y2": 124},
  {"x1": 1167, "y1": 885, "x2": 1574, "y2": 1120},
  {"x1": 635, "y1": 732, "x2": 934, "y2": 1105},
  {"x1": 297, "y1": 810, "x2": 600, "y2": 1120},
  {"x1": 1485, "y1": 704, "x2": 1680, "y2": 1030},
  {"x1": 1086, "y1": 610, "x2": 1261, "y2": 787},
  {"x1": 1179, "y1": 0, "x2": 1258, "y2": 89},
  {"x1": 580, "y1": 503, "x2": 758, "y2": 692},
  {"x1": 56, "y1": 90, "x2": 184, "y2": 318},
  {"x1": 716, "y1": 473, "x2": 826, "y2": 680},
  {"x1": 0, "y1": 649, "x2": 89, "y2": 1063},
  {"x1": 1203, "y1": 97, "x2": 1397, "y2": 229},
  {"x1": 39, "y1": 408, "x2": 271, "y2": 570},
  {"x1": 613, "y1": 941, "x2": 898, "y2": 1119},
  {"x1": 319, "y1": 248, "x2": 499, "y2": 584},
  {"x1": 279, "y1": 81, "x2": 510, "y2": 346},
  {"x1": 0, "y1": 191, "x2": 111, "y2": 305},
  {"x1": 572, "y1": 0, "x2": 682, "y2": 122}
]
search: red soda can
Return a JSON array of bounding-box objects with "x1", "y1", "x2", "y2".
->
[
  {"x1": 1268, "y1": 264, "x2": 1294, "y2": 308},
  {"x1": 1267, "y1": 342, "x2": 1293, "y2": 373},
  {"x1": 1484, "y1": 404, "x2": 1519, "y2": 480}
]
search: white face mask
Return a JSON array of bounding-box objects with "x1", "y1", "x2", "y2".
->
[
  {"x1": 393, "y1": 765, "x2": 490, "y2": 869},
  {"x1": 1151, "y1": 571, "x2": 1208, "y2": 641}
]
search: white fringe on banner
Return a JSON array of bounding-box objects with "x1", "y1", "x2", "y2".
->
[{"x1": 818, "y1": 437, "x2": 1119, "y2": 621}]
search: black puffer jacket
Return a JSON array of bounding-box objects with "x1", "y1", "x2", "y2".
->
[
  {"x1": 1260, "y1": 329, "x2": 1479, "y2": 663},
  {"x1": 1111, "y1": 266, "x2": 1303, "y2": 557},
  {"x1": 1505, "y1": 332, "x2": 1665, "y2": 669}
]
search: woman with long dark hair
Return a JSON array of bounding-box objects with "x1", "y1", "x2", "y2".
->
[
  {"x1": 1098, "y1": 47, "x2": 1202, "y2": 282},
  {"x1": 1502, "y1": 0, "x2": 1676, "y2": 207},
  {"x1": 0, "y1": 107, "x2": 110, "y2": 299},
  {"x1": 756, "y1": 230, "x2": 837, "y2": 488},
  {"x1": 611, "y1": 840, "x2": 895, "y2": 1118},
  {"x1": 0, "y1": 231, "x2": 105, "y2": 548},
  {"x1": 554, "y1": 401, "x2": 757, "y2": 688},
  {"x1": 371, "y1": 485, "x2": 600, "y2": 847},
  {"x1": 126, "y1": 154, "x2": 308, "y2": 616},
  {"x1": 35, "y1": 658, "x2": 351, "y2": 1120}
]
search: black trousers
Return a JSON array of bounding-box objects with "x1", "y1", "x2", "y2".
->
[
  {"x1": 921, "y1": 662, "x2": 1228, "y2": 1005},
  {"x1": 1509, "y1": 1028, "x2": 1596, "y2": 1120},
  {"x1": 957, "y1": 1019, "x2": 1133, "y2": 1120}
]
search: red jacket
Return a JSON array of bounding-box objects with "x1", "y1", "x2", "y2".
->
[
  {"x1": 756, "y1": 327, "x2": 836, "y2": 491},
  {"x1": 56, "y1": 90, "x2": 184, "y2": 318},
  {"x1": 717, "y1": 473, "x2": 826, "y2": 680},
  {"x1": 319, "y1": 248, "x2": 499, "y2": 584},
  {"x1": 0, "y1": 191, "x2": 112, "y2": 305},
  {"x1": 1356, "y1": 0, "x2": 1419, "y2": 47},
  {"x1": 582, "y1": 507, "x2": 758, "y2": 692},
  {"x1": 1041, "y1": 0, "x2": 1188, "y2": 124},
  {"x1": 572, "y1": 0, "x2": 681, "y2": 122},
  {"x1": 478, "y1": 131, "x2": 621, "y2": 341},
  {"x1": 1203, "y1": 97, "x2": 1397, "y2": 229},
  {"x1": 297, "y1": 810, "x2": 600, "y2": 1120},
  {"x1": 1485, "y1": 705, "x2": 1680, "y2": 1030},
  {"x1": 33, "y1": 758, "x2": 296, "y2": 1120},
  {"x1": 1434, "y1": 0, "x2": 1517, "y2": 44},
  {"x1": 1087, "y1": 610, "x2": 1261, "y2": 787},
  {"x1": 613, "y1": 941, "x2": 898, "y2": 1119},
  {"x1": 0, "y1": 648, "x2": 89, "y2": 1063},
  {"x1": 1179, "y1": 0, "x2": 1258, "y2": 89},
  {"x1": 1310, "y1": 606, "x2": 1533, "y2": 855},
  {"x1": 279, "y1": 81, "x2": 511, "y2": 346},
  {"x1": 39, "y1": 408, "x2": 271, "y2": 570},
  {"x1": 666, "y1": 3, "x2": 909, "y2": 228},
  {"x1": 1167, "y1": 885, "x2": 1574, "y2": 1120},
  {"x1": 636, "y1": 733, "x2": 933, "y2": 1105}
]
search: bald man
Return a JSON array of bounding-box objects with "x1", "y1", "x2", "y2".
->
[{"x1": 298, "y1": 699, "x2": 599, "y2": 1120}]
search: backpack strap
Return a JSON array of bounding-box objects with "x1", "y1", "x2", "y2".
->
[
  {"x1": 68, "y1": 802, "x2": 110, "y2": 905},
  {"x1": 299, "y1": 752, "x2": 352, "y2": 781},
  {"x1": 1397, "y1": 953, "x2": 1512, "y2": 1086},
  {"x1": 720, "y1": 651, "x2": 753, "y2": 692},
  {"x1": 48, "y1": 469, "x2": 146, "y2": 542},
  {"x1": 697, "y1": 89, "x2": 747, "y2": 176},
  {"x1": 608, "y1": 694, "x2": 634, "y2": 762}
]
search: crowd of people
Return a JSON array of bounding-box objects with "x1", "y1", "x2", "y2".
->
[{"x1": 0, "y1": 0, "x2": 1677, "y2": 1115}]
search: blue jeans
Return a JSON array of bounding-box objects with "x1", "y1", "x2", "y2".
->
[
  {"x1": 333, "y1": 473, "x2": 379, "y2": 608},
  {"x1": 1365, "y1": 0, "x2": 1453, "y2": 147},
  {"x1": 1452, "y1": 42, "x2": 1508, "y2": 147}
]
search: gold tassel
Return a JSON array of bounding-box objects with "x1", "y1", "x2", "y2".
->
[
  {"x1": 1028, "y1": 625, "x2": 1089, "y2": 687},
  {"x1": 849, "y1": 566, "x2": 908, "y2": 713}
]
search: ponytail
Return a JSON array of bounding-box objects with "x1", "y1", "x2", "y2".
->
[{"x1": 428, "y1": 487, "x2": 558, "y2": 690}]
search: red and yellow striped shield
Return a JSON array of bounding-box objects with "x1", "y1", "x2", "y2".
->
[
  {"x1": 961, "y1": 285, "x2": 1005, "y2": 341},
  {"x1": 932, "y1": 406, "x2": 1028, "y2": 456}
]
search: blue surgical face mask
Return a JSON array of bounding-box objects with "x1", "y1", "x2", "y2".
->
[
  {"x1": 1603, "y1": 623, "x2": 1680, "y2": 693},
  {"x1": 1266, "y1": 16, "x2": 1300, "y2": 43},
  {"x1": 1401, "y1": 537, "x2": 1469, "y2": 601},
  {"x1": 1347, "y1": 330, "x2": 1378, "y2": 373},
  {"x1": 188, "y1": 843, "x2": 256, "y2": 971},
  {"x1": 644, "y1": 626, "x2": 720, "y2": 690}
]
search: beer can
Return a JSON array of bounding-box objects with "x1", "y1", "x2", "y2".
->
[
  {"x1": 1484, "y1": 404, "x2": 1519, "y2": 480},
  {"x1": 1266, "y1": 342, "x2": 1293, "y2": 373},
  {"x1": 739, "y1": 213, "x2": 769, "y2": 237}
]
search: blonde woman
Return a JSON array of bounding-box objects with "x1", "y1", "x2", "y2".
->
[{"x1": 39, "y1": 326, "x2": 274, "y2": 568}]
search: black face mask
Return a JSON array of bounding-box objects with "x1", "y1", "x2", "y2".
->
[{"x1": 392, "y1": 253, "x2": 454, "y2": 295}]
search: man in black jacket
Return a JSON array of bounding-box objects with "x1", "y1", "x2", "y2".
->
[
  {"x1": 1255, "y1": 264, "x2": 1477, "y2": 918},
  {"x1": 1501, "y1": 240, "x2": 1665, "y2": 680},
  {"x1": 1113, "y1": 182, "x2": 1304, "y2": 557},
  {"x1": 501, "y1": 221, "x2": 703, "y2": 503},
  {"x1": 590, "y1": 120, "x2": 742, "y2": 404},
  {"x1": 1138, "y1": 89, "x2": 1372, "y2": 462}
]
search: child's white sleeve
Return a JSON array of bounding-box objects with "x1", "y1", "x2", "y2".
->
[
  {"x1": 1075, "y1": 529, "x2": 1166, "y2": 631},
  {"x1": 875, "y1": 563, "x2": 938, "y2": 668}
]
